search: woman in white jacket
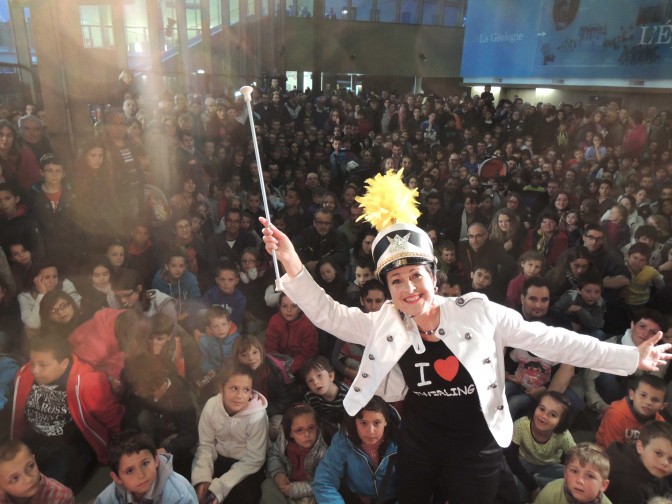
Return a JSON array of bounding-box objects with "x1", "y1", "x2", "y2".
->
[
  {"x1": 191, "y1": 364, "x2": 269, "y2": 504},
  {"x1": 260, "y1": 169, "x2": 672, "y2": 504}
]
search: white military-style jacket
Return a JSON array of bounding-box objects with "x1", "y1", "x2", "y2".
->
[{"x1": 282, "y1": 268, "x2": 639, "y2": 447}]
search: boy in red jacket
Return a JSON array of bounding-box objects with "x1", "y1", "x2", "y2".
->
[
  {"x1": 11, "y1": 334, "x2": 124, "y2": 491},
  {"x1": 265, "y1": 292, "x2": 318, "y2": 375}
]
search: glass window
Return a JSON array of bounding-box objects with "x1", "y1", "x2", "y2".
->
[
  {"x1": 247, "y1": 0, "x2": 255, "y2": 17},
  {"x1": 261, "y1": 0, "x2": 269, "y2": 16},
  {"x1": 324, "y1": 0, "x2": 344, "y2": 19},
  {"x1": 296, "y1": 0, "x2": 313, "y2": 17},
  {"x1": 186, "y1": 4, "x2": 201, "y2": 39},
  {"x1": 352, "y1": 0, "x2": 373, "y2": 21},
  {"x1": 0, "y1": 0, "x2": 16, "y2": 58},
  {"x1": 421, "y1": 0, "x2": 439, "y2": 25},
  {"x1": 399, "y1": 0, "x2": 418, "y2": 24},
  {"x1": 160, "y1": 0, "x2": 178, "y2": 52},
  {"x1": 79, "y1": 5, "x2": 114, "y2": 49},
  {"x1": 442, "y1": 3, "x2": 460, "y2": 26},
  {"x1": 230, "y1": 0, "x2": 240, "y2": 24},
  {"x1": 209, "y1": 0, "x2": 222, "y2": 28},
  {"x1": 376, "y1": 0, "x2": 397, "y2": 22},
  {"x1": 24, "y1": 7, "x2": 36, "y2": 64},
  {"x1": 124, "y1": 0, "x2": 149, "y2": 55}
]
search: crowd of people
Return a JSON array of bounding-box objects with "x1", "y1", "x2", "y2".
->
[{"x1": 0, "y1": 77, "x2": 672, "y2": 503}]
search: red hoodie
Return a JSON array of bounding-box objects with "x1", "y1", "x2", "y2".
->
[
  {"x1": 11, "y1": 355, "x2": 124, "y2": 464},
  {"x1": 264, "y1": 312, "x2": 318, "y2": 373}
]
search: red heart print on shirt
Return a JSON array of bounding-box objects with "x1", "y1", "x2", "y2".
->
[{"x1": 434, "y1": 356, "x2": 459, "y2": 381}]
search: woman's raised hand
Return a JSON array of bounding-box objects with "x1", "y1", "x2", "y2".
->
[{"x1": 260, "y1": 217, "x2": 303, "y2": 278}]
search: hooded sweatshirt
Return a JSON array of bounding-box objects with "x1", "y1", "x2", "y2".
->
[
  {"x1": 265, "y1": 312, "x2": 318, "y2": 373},
  {"x1": 94, "y1": 453, "x2": 198, "y2": 503},
  {"x1": 605, "y1": 441, "x2": 671, "y2": 504},
  {"x1": 191, "y1": 391, "x2": 269, "y2": 502}
]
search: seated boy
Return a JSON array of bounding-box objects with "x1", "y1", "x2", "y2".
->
[
  {"x1": 0, "y1": 440, "x2": 74, "y2": 503},
  {"x1": 467, "y1": 262, "x2": 500, "y2": 302},
  {"x1": 11, "y1": 334, "x2": 124, "y2": 490},
  {"x1": 436, "y1": 240, "x2": 457, "y2": 276},
  {"x1": 506, "y1": 250, "x2": 544, "y2": 309},
  {"x1": 595, "y1": 374, "x2": 667, "y2": 449},
  {"x1": 550, "y1": 272, "x2": 606, "y2": 339},
  {"x1": 202, "y1": 262, "x2": 247, "y2": 327},
  {"x1": 346, "y1": 257, "x2": 374, "y2": 306},
  {"x1": 622, "y1": 242, "x2": 664, "y2": 309},
  {"x1": 605, "y1": 421, "x2": 672, "y2": 504},
  {"x1": 151, "y1": 248, "x2": 201, "y2": 326},
  {"x1": 198, "y1": 305, "x2": 241, "y2": 374},
  {"x1": 95, "y1": 430, "x2": 197, "y2": 503},
  {"x1": 533, "y1": 442, "x2": 611, "y2": 504},
  {"x1": 584, "y1": 309, "x2": 668, "y2": 415}
]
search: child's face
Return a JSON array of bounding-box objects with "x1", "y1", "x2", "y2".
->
[
  {"x1": 0, "y1": 190, "x2": 19, "y2": 217},
  {"x1": 279, "y1": 297, "x2": 300, "y2": 322},
  {"x1": 41, "y1": 163, "x2": 65, "y2": 186},
  {"x1": 522, "y1": 260, "x2": 542, "y2": 278},
  {"x1": 48, "y1": 296, "x2": 75, "y2": 324},
  {"x1": 564, "y1": 459, "x2": 609, "y2": 503},
  {"x1": 532, "y1": 395, "x2": 566, "y2": 433},
  {"x1": 106, "y1": 245, "x2": 125, "y2": 267},
  {"x1": 29, "y1": 350, "x2": 69, "y2": 386},
  {"x1": 319, "y1": 263, "x2": 337, "y2": 284},
  {"x1": 356, "y1": 410, "x2": 387, "y2": 447},
  {"x1": 149, "y1": 333, "x2": 171, "y2": 356},
  {"x1": 361, "y1": 289, "x2": 385, "y2": 313},
  {"x1": 471, "y1": 269, "x2": 493, "y2": 290},
  {"x1": 240, "y1": 215, "x2": 252, "y2": 231},
  {"x1": 439, "y1": 283, "x2": 461, "y2": 297},
  {"x1": 628, "y1": 382, "x2": 667, "y2": 418},
  {"x1": 206, "y1": 316, "x2": 231, "y2": 340},
  {"x1": 221, "y1": 373, "x2": 253, "y2": 415},
  {"x1": 240, "y1": 252, "x2": 257, "y2": 272},
  {"x1": 441, "y1": 249, "x2": 456, "y2": 264},
  {"x1": 86, "y1": 147, "x2": 104, "y2": 170},
  {"x1": 627, "y1": 252, "x2": 648, "y2": 273},
  {"x1": 289, "y1": 413, "x2": 319, "y2": 449},
  {"x1": 91, "y1": 265, "x2": 110, "y2": 288},
  {"x1": 305, "y1": 368, "x2": 335, "y2": 396},
  {"x1": 238, "y1": 346, "x2": 262, "y2": 370},
  {"x1": 215, "y1": 269, "x2": 239, "y2": 294},
  {"x1": 165, "y1": 256, "x2": 186, "y2": 281},
  {"x1": 111, "y1": 449, "x2": 159, "y2": 500},
  {"x1": 0, "y1": 447, "x2": 40, "y2": 499},
  {"x1": 131, "y1": 225, "x2": 150, "y2": 247},
  {"x1": 9, "y1": 244, "x2": 31, "y2": 266},
  {"x1": 578, "y1": 283, "x2": 601, "y2": 305},
  {"x1": 636, "y1": 437, "x2": 672, "y2": 478},
  {"x1": 354, "y1": 266, "x2": 373, "y2": 287},
  {"x1": 247, "y1": 195, "x2": 260, "y2": 212},
  {"x1": 566, "y1": 212, "x2": 579, "y2": 227}
]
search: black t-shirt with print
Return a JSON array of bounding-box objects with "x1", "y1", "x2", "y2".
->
[{"x1": 398, "y1": 338, "x2": 492, "y2": 445}]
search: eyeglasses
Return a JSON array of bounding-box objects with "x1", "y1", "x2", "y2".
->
[
  {"x1": 291, "y1": 425, "x2": 318, "y2": 436},
  {"x1": 584, "y1": 234, "x2": 604, "y2": 241},
  {"x1": 51, "y1": 300, "x2": 71, "y2": 314}
]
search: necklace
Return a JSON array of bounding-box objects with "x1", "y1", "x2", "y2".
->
[{"x1": 417, "y1": 325, "x2": 439, "y2": 336}]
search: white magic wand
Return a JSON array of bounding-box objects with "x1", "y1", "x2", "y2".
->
[{"x1": 240, "y1": 85, "x2": 284, "y2": 292}]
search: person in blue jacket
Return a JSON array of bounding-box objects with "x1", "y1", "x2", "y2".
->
[
  {"x1": 312, "y1": 395, "x2": 399, "y2": 504},
  {"x1": 151, "y1": 248, "x2": 201, "y2": 326}
]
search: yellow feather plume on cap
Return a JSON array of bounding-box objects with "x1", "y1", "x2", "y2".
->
[{"x1": 355, "y1": 169, "x2": 421, "y2": 232}]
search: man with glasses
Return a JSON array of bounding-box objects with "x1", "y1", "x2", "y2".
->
[
  {"x1": 295, "y1": 208, "x2": 349, "y2": 275},
  {"x1": 205, "y1": 208, "x2": 257, "y2": 272},
  {"x1": 576, "y1": 224, "x2": 631, "y2": 333}
]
